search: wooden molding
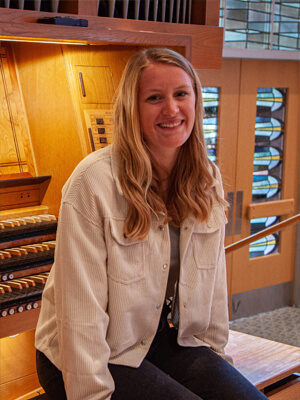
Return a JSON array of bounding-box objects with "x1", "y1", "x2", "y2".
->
[
  {"x1": 58, "y1": 0, "x2": 99, "y2": 15},
  {"x1": 247, "y1": 199, "x2": 295, "y2": 219},
  {"x1": 191, "y1": 0, "x2": 221, "y2": 26},
  {"x1": 0, "y1": 8, "x2": 223, "y2": 69}
]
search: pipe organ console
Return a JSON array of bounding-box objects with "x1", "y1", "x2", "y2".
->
[{"x1": 0, "y1": 177, "x2": 57, "y2": 339}]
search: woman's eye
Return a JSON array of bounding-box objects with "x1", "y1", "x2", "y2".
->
[
  {"x1": 147, "y1": 95, "x2": 160, "y2": 101},
  {"x1": 176, "y1": 91, "x2": 188, "y2": 98}
]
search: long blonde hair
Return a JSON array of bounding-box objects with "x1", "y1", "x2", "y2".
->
[{"x1": 114, "y1": 47, "x2": 223, "y2": 240}]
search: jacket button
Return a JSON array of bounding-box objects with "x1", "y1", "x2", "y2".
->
[
  {"x1": 159, "y1": 225, "x2": 164, "y2": 231},
  {"x1": 156, "y1": 304, "x2": 161, "y2": 309},
  {"x1": 163, "y1": 264, "x2": 168, "y2": 269}
]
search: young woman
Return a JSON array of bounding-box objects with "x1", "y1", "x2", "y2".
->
[{"x1": 35, "y1": 48, "x2": 267, "y2": 400}]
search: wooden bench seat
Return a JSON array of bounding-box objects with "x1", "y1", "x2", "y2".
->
[
  {"x1": 18, "y1": 330, "x2": 300, "y2": 400},
  {"x1": 226, "y1": 330, "x2": 300, "y2": 399}
]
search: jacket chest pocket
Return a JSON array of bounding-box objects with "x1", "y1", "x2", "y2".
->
[
  {"x1": 105, "y1": 219, "x2": 147, "y2": 284},
  {"x1": 192, "y1": 205, "x2": 227, "y2": 269}
]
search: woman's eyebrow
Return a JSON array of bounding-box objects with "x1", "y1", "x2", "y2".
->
[{"x1": 143, "y1": 84, "x2": 191, "y2": 93}]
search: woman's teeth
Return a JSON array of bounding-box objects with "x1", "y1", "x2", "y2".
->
[{"x1": 159, "y1": 121, "x2": 181, "y2": 128}]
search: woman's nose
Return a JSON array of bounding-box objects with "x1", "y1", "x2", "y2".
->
[{"x1": 162, "y1": 98, "x2": 179, "y2": 116}]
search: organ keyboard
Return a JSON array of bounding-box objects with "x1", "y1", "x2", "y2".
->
[
  {"x1": 0, "y1": 272, "x2": 50, "y2": 318},
  {"x1": 0, "y1": 212, "x2": 57, "y2": 338}
]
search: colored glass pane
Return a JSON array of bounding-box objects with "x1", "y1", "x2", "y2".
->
[
  {"x1": 252, "y1": 174, "x2": 281, "y2": 200},
  {"x1": 249, "y1": 233, "x2": 279, "y2": 258},
  {"x1": 250, "y1": 216, "x2": 279, "y2": 258},
  {"x1": 251, "y1": 216, "x2": 279, "y2": 234},
  {"x1": 256, "y1": 88, "x2": 284, "y2": 111},
  {"x1": 202, "y1": 87, "x2": 219, "y2": 162},
  {"x1": 255, "y1": 117, "x2": 283, "y2": 142},
  {"x1": 253, "y1": 146, "x2": 283, "y2": 171}
]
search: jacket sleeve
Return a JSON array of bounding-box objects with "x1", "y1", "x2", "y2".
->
[{"x1": 54, "y1": 199, "x2": 114, "y2": 400}]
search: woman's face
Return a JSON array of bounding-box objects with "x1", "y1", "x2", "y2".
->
[{"x1": 138, "y1": 63, "x2": 196, "y2": 168}]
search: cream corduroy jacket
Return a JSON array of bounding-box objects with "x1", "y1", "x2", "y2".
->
[{"x1": 35, "y1": 145, "x2": 229, "y2": 400}]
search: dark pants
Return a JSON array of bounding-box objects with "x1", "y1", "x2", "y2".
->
[{"x1": 36, "y1": 309, "x2": 267, "y2": 400}]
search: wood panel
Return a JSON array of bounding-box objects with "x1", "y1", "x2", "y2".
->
[
  {"x1": 62, "y1": 44, "x2": 139, "y2": 155},
  {"x1": 197, "y1": 59, "x2": 242, "y2": 313},
  {"x1": 191, "y1": 0, "x2": 221, "y2": 26},
  {"x1": 0, "y1": 45, "x2": 35, "y2": 177},
  {"x1": 74, "y1": 65, "x2": 115, "y2": 104},
  {"x1": 0, "y1": 308, "x2": 41, "y2": 339},
  {"x1": 12, "y1": 42, "x2": 85, "y2": 216},
  {"x1": 232, "y1": 59, "x2": 300, "y2": 295},
  {"x1": 197, "y1": 58, "x2": 242, "y2": 205},
  {"x1": 0, "y1": 330, "x2": 39, "y2": 400},
  {"x1": 58, "y1": 0, "x2": 99, "y2": 15},
  {"x1": 268, "y1": 379, "x2": 300, "y2": 400}
]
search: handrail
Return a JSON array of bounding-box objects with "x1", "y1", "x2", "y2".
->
[{"x1": 225, "y1": 214, "x2": 300, "y2": 254}]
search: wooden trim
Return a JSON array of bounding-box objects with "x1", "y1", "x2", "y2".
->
[
  {"x1": 247, "y1": 199, "x2": 295, "y2": 219},
  {"x1": 0, "y1": 306, "x2": 41, "y2": 339},
  {"x1": 191, "y1": 0, "x2": 221, "y2": 26},
  {"x1": 268, "y1": 376, "x2": 300, "y2": 399},
  {"x1": 58, "y1": 0, "x2": 99, "y2": 16},
  {"x1": 0, "y1": 8, "x2": 223, "y2": 69},
  {"x1": 0, "y1": 21, "x2": 192, "y2": 53}
]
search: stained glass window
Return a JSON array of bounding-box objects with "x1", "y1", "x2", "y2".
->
[
  {"x1": 202, "y1": 87, "x2": 219, "y2": 162},
  {"x1": 250, "y1": 216, "x2": 280, "y2": 258},
  {"x1": 249, "y1": 87, "x2": 286, "y2": 258},
  {"x1": 253, "y1": 88, "x2": 286, "y2": 203},
  {"x1": 220, "y1": 0, "x2": 300, "y2": 51},
  {"x1": 250, "y1": 232, "x2": 279, "y2": 257}
]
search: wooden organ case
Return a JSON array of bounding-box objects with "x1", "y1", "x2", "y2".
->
[{"x1": 0, "y1": 2, "x2": 222, "y2": 398}]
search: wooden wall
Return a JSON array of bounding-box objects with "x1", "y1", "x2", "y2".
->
[{"x1": 10, "y1": 43, "x2": 144, "y2": 215}]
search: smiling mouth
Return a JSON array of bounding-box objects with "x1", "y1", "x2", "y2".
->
[{"x1": 159, "y1": 121, "x2": 182, "y2": 128}]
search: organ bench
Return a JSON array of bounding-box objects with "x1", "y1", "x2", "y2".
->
[
  {"x1": 4, "y1": 329, "x2": 299, "y2": 400},
  {"x1": 226, "y1": 330, "x2": 300, "y2": 399}
]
